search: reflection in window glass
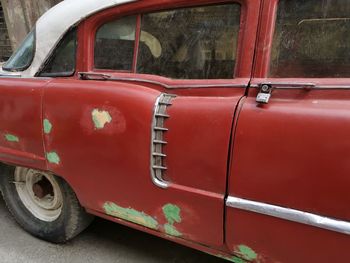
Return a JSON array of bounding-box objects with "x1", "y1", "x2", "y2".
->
[
  {"x1": 40, "y1": 28, "x2": 77, "y2": 76},
  {"x1": 137, "y1": 4, "x2": 241, "y2": 79},
  {"x1": 3, "y1": 30, "x2": 35, "y2": 72},
  {"x1": 95, "y1": 16, "x2": 137, "y2": 70},
  {"x1": 270, "y1": 0, "x2": 350, "y2": 78}
]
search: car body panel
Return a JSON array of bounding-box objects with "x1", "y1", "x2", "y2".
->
[
  {"x1": 0, "y1": 78, "x2": 46, "y2": 169},
  {"x1": 6, "y1": 0, "x2": 350, "y2": 262},
  {"x1": 43, "y1": 78, "x2": 246, "y2": 248},
  {"x1": 0, "y1": 0, "x2": 262, "y2": 259},
  {"x1": 224, "y1": 0, "x2": 350, "y2": 262},
  {"x1": 227, "y1": 90, "x2": 350, "y2": 262}
]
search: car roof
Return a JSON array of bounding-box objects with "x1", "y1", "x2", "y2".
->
[{"x1": 22, "y1": 0, "x2": 136, "y2": 77}]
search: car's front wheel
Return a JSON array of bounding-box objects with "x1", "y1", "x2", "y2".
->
[{"x1": 0, "y1": 165, "x2": 93, "y2": 243}]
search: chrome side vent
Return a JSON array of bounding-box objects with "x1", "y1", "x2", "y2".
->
[{"x1": 151, "y1": 93, "x2": 176, "y2": 188}]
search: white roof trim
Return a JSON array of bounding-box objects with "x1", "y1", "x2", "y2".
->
[{"x1": 22, "y1": 0, "x2": 136, "y2": 77}]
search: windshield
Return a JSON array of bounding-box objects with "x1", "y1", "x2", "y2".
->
[{"x1": 3, "y1": 29, "x2": 35, "y2": 72}]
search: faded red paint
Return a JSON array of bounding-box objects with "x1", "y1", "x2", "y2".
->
[
  {"x1": 225, "y1": 0, "x2": 350, "y2": 262},
  {"x1": 0, "y1": 0, "x2": 349, "y2": 262},
  {"x1": 0, "y1": 79, "x2": 47, "y2": 170}
]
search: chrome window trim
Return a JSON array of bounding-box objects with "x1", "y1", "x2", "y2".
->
[
  {"x1": 226, "y1": 196, "x2": 350, "y2": 235},
  {"x1": 314, "y1": 86, "x2": 350, "y2": 89},
  {"x1": 19, "y1": 0, "x2": 136, "y2": 77},
  {"x1": 251, "y1": 83, "x2": 350, "y2": 90},
  {"x1": 37, "y1": 27, "x2": 78, "y2": 77},
  {"x1": 102, "y1": 77, "x2": 245, "y2": 89},
  {"x1": 79, "y1": 73, "x2": 246, "y2": 89},
  {"x1": 0, "y1": 74, "x2": 22, "y2": 78}
]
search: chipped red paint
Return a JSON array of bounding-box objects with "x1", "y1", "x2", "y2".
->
[
  {"x1": 225, "y1": 0, "x2": 350, "y2": 262},
  {"x1": 40, "y1": 0, "x2": 259, "y2": 251},
  {"x1": 1, "y1": 0, "x2": 350, "y2": 262},
  {"x1": 0, "y1": 79, "x2": 47, "y2": 170}
]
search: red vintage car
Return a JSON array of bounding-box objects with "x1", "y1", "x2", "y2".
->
[{"x1": 0, "y1": 0, "x2": 349, "y2": 262}]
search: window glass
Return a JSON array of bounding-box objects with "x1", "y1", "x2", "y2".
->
[
  {"x1": 137, "y1": 4, "x2": 241, "y2": 79},
  {"x1": 3, "y1": 30, "x2": 35, "y2": 72},
  {"x1": 40, "y1": 28, "x2": 77, "y2": 76},
  {"x1": 95, "y1": 16, "x2": 137, "y2": 70},
  {"x1": 270, "y1": 0, "x2": 350, "y2": 78}
]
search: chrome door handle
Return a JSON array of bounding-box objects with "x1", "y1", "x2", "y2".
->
[
  {"x1": 256, "y1": 84, "x2": 273, "y2": 104},
  {"x1": 256, "y1": 82, "x2": 316, "y2": 104}
]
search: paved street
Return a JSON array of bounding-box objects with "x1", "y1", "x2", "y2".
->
[{"x1": 0, "y1": 196, "x2": 225, "y2": 263}]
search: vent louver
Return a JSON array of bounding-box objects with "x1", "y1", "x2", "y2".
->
[{"x1": 150, "y1": 93, "x2": 176, "y2": 188}]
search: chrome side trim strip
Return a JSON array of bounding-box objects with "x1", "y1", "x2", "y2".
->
[{"x1": 226, "y1": 196, "x2": 350, "y2": 235}]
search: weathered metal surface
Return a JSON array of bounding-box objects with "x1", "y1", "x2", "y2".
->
[
  {"x1": 0, "y1": 78, "x2": 47, "y2": 169},
  {"x1": 3, "y1": 0, "x2": 350, "y2": 262},
  {"x1": 0, "y1": 0, "x2": 261, "y2": 261},
  {"x1": 225, "y1": 0, "x2": 350, "y2": 262}
]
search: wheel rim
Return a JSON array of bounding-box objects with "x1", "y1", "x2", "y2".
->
[{"x1": 14, "y1": 167, "x2": 63, "y2": 222}]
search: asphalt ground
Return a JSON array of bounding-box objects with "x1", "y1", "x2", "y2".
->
[{"x1": 0, "y1": 196, "x2": 226, "y2": 263}]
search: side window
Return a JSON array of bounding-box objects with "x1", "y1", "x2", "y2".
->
[
  {"x1": 137, "y1": 4, "x2": 241, "y2": 79},
  {"x1": 40, "y1": 28, "x2": 77, "y2": 77},
  {"x1": 3, "y1": 30, "x2": 35, "y2": 72},
  {"x1": 95, "y1": 16, "x2": 137, "y2": 71},
  {"x1": 270, "y1": 0, "x2": 350, "y2": 78}
]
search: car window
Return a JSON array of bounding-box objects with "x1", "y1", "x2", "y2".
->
[
  {"x1": 95, "y1": 16, "x2": 137, "y2": 71},
  {"x1": 137, "y1": 4, "x2": 241, "y2": 79},
  {"x1": 40, "y1": 28, "x2": 77, "y2": 77},
  {"x1": 3, "y1": 30, "x2": 35, "y2": 72},
  {"x1": 270, "y1": 0, "x2": 350, "y2": 78}
]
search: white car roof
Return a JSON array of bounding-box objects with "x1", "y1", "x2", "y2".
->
[{"x1": 22, "y1": 0, "x2": 135, "y2": 77}]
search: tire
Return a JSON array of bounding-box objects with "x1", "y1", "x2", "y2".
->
[{"x1": 0, "y1": 165, "x2": 94, "y2": 243}]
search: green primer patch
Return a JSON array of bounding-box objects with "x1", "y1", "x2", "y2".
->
[
  {"x1": 230, "y1": 256, "x2": 246, "y2": 263},
  {"x1": 215, "y1": 245, "x2": 258, "y2": 262},
  {"x1": 164, "y1": 223, "x2": 182, "y2": 237},
  {"x1": 43, "y1": 119, "x2": 53, "y2": 134},
  {"x1": 217, "y1": 254, "x2": 246, "y2": 263},
  {"x1": 236, "y1": 245, "x2": 257, "y2": 261},
  {"x1": 46, "y1": 152, "x2": 60, "y2": 165},
  {"x1": 5, "y1": 134, "x2": 19, "y2": 142},
  {"x1": 163, "y1": 204, "x2": 181, "y2": 224},
  {"x1": 104, "y1": 202, "x2": 159, "y2": 230},
  {"x1": 92, "y1": 109, "x2": 112, "y2": 129},
  {"x1": 162, "y1": 204, "x2": 182, "y2": 236}
]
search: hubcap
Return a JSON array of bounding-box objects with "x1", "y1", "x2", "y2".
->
[{"x1": 14, "y1": 167, "x2": 63, "y2": 222}]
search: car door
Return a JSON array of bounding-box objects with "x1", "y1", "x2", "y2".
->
[
  {"x1": 226, "y1": 0, "x2": 350, "y2": 262},
  {"x1": 0, "y1": 78, "x2": 46, "y2": 170},
  {"x1": 42, "y1": 0, "x2": 260, "y2": 248},
  {"x1": 0, "y1": 29, "x2": 46, "y2": 170}
]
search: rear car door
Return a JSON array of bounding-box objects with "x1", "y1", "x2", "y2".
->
[
  {"x1": 226, "y1": 0, "x2": 350, "y2": 262},
  {"x1": 42, "y1": 0, "x2": 260, "y2": 248}
]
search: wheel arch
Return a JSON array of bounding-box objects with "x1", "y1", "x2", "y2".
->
[{"x1": 0, "y1": 162, "x2": 86, "y2": 210}]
